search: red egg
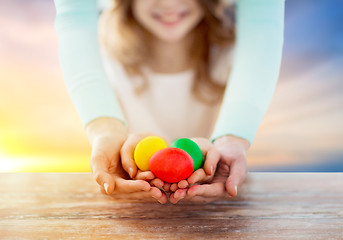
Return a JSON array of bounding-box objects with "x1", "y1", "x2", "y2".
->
[{"x1": 149, "y1": 147, "x2": 194, "y2": 183}]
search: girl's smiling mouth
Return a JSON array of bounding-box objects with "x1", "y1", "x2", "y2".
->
[{"x1": 152, "y1": 10, "x2": 189, "y2": 26}]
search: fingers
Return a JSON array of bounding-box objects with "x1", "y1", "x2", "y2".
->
[
  {"x1": 190, "y1": 138, "x2": 220, "y2": 176},
  {"x1": 162, "y1": 182, "x2": 171, "y2": 192},
  {"x1": 91, "y1": 145, "x2": 150, "y2": 195},
  {"x1": 90, "y1": 152, "x2": 117, "y2": 195},
  {"x1": 203, "y1": 147, "x2": 221, "y2": 176},
  {"x1": 169, "y1": 188, "x2": 187, "y2": 204},
  {"x1": 120, "y1": 133, "x2": 169, "y2": 179},
  {"x1": 187, "y1": 168, "x2": 207, "y2": 185},
  {"x1": 115, "y1": 177, "x2": 151, "y2": 193},
  {"x1": 182, "y1": 195, "x2": 217, "y2": 204},
  {"x1": 187, "y1": 182, "x2": 226, "y2": 198},
  {"x1": 150, "y1": 178, "x2": 164, "y2": 189},
  {"x1": 170, "y1": 183, "x2": 178, "y2": 192},
  {"x1": 103, "y1": 186, "x2": 168, "y2": 204},
  {"x1": 225, "y1": 158, "x2": 248, "y2": 197},
  {"x1": 149, "y1": 187, "x2": 168, "y2": 204},
  {"x1": 134, "y1": 170, "x2": 155, "y2": 181},
  {"x1": 177, "y1": 180, "x2": 189, "y2": 189},
  {"x1": 92, "y1": 161, "x2": 150, "y2": 196},
  {"x1": 120, "y1": 134, "x2": 143, "y2": 178},
  {"x1": 93, "y1": 171, "x2": 116, "y2": 195}
]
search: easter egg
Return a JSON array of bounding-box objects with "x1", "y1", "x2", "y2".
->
[
  {"x1": 171, "y1": 138, "x2": 203, "y2": 171},
  {"x1": 149, "y1": 147, "x2": 194, "y2": 183},
  {"x1": 134, "y1": 136, "x2": 168, "y2": 171}
]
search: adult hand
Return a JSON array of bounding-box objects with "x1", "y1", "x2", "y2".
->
[
  {"x1": 170, "y1": 135, "x2": 250, "y2": 203},
  {"x1": 86, "y1": 118, "x2": 165, "y2": 203},
  {"x1": 168, "y1": 137, "x2": 221, "y2": 204}
]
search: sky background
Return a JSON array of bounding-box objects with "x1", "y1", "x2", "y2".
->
[{"x1": 0, "y1": 0, "x2": 342, "y2": 172}]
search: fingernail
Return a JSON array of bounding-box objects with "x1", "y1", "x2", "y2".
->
[
  {"x1": 210, "y1": 165, "x2": 214, "y2": 175},
  {"x1": 128, "y1": 168, "x2": 134, "y2": 178},
  {"x1": 235, "y1": 185, "x2": 238, "y2": 194},
  {"x1": 152, "y1": 196, "x2": 161, "y2": 203},
  {"x1": 104, "y1": 183, "x2": 109, "y2": 194}
]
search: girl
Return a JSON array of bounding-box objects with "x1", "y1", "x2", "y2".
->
[{"x1": 54, "y1": 0, "x2": 285, "y2": 204}]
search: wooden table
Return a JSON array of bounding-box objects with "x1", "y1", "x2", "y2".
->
[{"x1": 0, "y1": 173, "x2": 342, "y2": 239}]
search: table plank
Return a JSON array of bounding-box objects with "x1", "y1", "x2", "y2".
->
[{"x1": 0, "y1": 173, "x2": 342, "y2": 239}]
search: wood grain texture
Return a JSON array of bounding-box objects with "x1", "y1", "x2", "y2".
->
[{"x1": 0, "y1": 173, "x2": 342, "y2": 239}]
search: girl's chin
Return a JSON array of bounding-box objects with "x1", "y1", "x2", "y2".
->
[
  {"x1": 154, "y1": 32, "x2": 188, "y2": 43},
  {"x1": 159, "y1": 36, "x2": 184, "y2": 43}
]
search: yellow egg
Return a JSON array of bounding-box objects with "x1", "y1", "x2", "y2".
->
[{"x1": 134, "y1": 136, "x2": 168, "y2": 171}]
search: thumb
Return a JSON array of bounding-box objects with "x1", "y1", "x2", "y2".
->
[{"x1": 120, "y1": 136, "x2": 139, "y2": 178}]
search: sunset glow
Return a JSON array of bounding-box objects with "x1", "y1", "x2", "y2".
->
[{"x1": 0, "y1": 0, "x2": 342, "y2": 172}]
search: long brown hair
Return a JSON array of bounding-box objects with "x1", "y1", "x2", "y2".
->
[{"x1": 99, "y1": 0, "x2": 235, "y2": 104}]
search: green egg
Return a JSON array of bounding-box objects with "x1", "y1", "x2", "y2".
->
[{"x1": 171, "y1": 138, "x2": 203, "y2": 171}]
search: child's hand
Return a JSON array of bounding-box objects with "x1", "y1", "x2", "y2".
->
[
  {"x1": 182, "y1": 135, "x2": 250, "y2": 203},
  {"x1": 120, "y1": 132, "x2": 169, "y2": 204},
  {"x1": 168, "y1": 137, "x2": 221, "y2": 204},
  {"x1": 86, "y1": 118, "x2": 166, "y2": 204}
]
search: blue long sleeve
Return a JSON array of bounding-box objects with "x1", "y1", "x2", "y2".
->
[
  {"x1": 210, "y1": 0, "x2": 285, "y2": 144},
  {"x1": 54, "y1": 0, "x2": 284, "y2": 143},
  {"x1": 54, "y1": 0, "x2": 126, "y2": 127}
]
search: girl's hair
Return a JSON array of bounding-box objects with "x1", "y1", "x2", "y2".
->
[{"x1": 99, "y1": 0, "x2": 235, "y2": 104}]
